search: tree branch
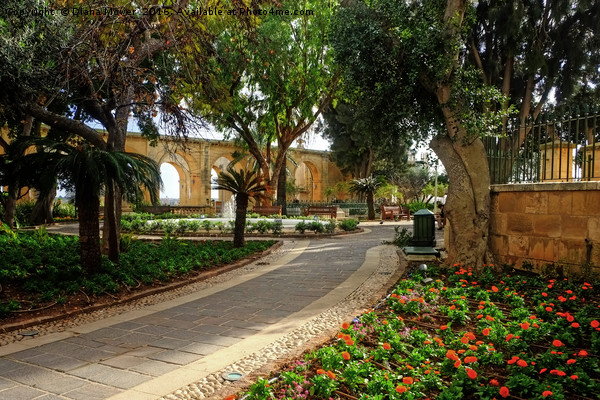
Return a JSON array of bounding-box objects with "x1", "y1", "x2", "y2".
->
[{"x1": 26, "y1": 104, "x2": 107, "y2": 149}]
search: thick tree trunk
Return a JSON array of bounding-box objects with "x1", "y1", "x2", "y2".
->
[
  {"x1": 233, "y1": 194, "x2": 249, "y2": 248},
  {"x1": 277, "y1": 167, "x2": 287, "y2": 215},
  {"x1": 431, "y1": 132, "x2": 492, "y2": 270},
  {"x1": 30, "y1": 185, "x2": 57, "y2": 225},
  {"x1": 77, "y1": 194, "x2": 102, "y2": 275},
  {"x1": 366, "y1": 192, "x2": 375, "y2": 220}
]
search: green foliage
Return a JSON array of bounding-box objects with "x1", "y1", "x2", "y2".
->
[
  {"x1": 0, "y1": 230, "x2": 275, "y2": 313},
  {"x1": 338, "y1": 219, "x2": 359, "y2": 231},
  {"x1": 388, "y1": 226, "x2": 413, "y2": 248},
  {"x1": 53, "y1": 201, "x2": 76, "y2": 218},
  {"x1": 294, "y1": 221, "x2": 308, "y2": 234},
  {"x1": 14, "y1": 200, "x2": 35, "y2": 226}
]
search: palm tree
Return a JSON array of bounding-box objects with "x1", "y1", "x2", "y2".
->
[
  {"x1": 350, "y1": 175, "x2": 386, "y2": 220},
  {"x1": 14, "y1": 138, "x2": 161, "y2": 274},
  {"x1": 216, "y1": 164, "x2": 268, "y2": 247}
]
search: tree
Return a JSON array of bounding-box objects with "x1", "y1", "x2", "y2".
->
[
  {"x1": 14, "y1": 138, "x2": 161, "y2": 273},
  {"x1": 188, "y1": 0, "x2": 338, "y2": 213},
  {"x1": 331, "y1": 0, "x2": 600, "y2": 269},
  {"x1": 0, "y1": 0, "x2": 237, "y2": 254},
  {"x1": 216, "y1": 165, "x2": 268, "y2": 247},
  {"x1": 396, "y1": 167, "x2": 431, "y2": 203},
  {"x1": 350, "y1": 176, "x2": 385, "y2": 220}
]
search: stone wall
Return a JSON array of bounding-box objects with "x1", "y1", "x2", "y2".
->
[{"x1": 490, "y1": 182, "x2": 600, "y2": 274}]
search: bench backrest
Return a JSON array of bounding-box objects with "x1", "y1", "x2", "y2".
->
[
  {"x1": 381, "y1": 205, "x2": 401, "y2": 212},
  {"x1": 305, "y1": 206, "x2": 337, "y2": 218},
  {"x1": 251, "y1": 205, "x2": 282, "y2": 216}
]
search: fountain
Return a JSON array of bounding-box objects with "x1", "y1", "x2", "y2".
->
[{"x1": 222, "y1": 196, "x2": 236, "y2": 219}]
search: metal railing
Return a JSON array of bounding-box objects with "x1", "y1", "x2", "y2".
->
[{"x1": 484, "y1": 110, "x2": 599, "y2": 184}]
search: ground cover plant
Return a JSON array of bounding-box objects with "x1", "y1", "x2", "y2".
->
[
  {"x1": 241, "y1": 265, "x2": 600, "y2": 399},
  {"x1": 0, "y1": 225, "x2": 275, "y2": 319}
]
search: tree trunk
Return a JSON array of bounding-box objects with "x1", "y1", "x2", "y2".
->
[
  {"x1": 77, "y1": 194, "x2": 102, "y2": 275},
  {"x1": 233, "y1": 193, "x2": 249, "y2": 248},
  {"x1": 366, "y1": 192, "x2": 375, "y2": 220},
  {"x1": 4, "y1": 185, "x2": 18, "y2": 228},
  {"x1": 30, "y1": 184, "x2": 57, "y2": 225},
  {"x1": 103, "y1": 181, "x2": 120, "y2": 262},
  {"x1": 277, "y1": 167, "x2": 287, "y2": 215},
  {"x1": 430, "y1": 132, "x2": 492, "y2": 270}
]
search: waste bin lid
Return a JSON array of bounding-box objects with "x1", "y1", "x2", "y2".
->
[{"x1": 414, "y1": 209, "x2": 434, "y2": 216}]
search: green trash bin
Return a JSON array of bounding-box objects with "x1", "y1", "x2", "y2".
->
[{"x1": 412, "y1": 209, "x2": 436, "y2": 247}]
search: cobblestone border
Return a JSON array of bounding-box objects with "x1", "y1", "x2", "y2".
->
[{"x1": 161, "y1": 245, "x2": 405, "y2": 400}]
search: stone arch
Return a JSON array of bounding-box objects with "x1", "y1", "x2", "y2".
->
[
  {"x1": 157, "y1": 152, "x2": 193, "y2": 205},
  {"x1": 211, "y1": 155, "x2": 234, "y2": 213},
  {"x1": 293, "y1": 160, "x2": 320, "y2": 201}
]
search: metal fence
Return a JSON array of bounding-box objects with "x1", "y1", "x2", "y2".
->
[{"x1": 484, "y1": 111, "x2": 600, "y2": 184}]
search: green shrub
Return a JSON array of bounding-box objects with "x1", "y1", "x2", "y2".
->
[
  {"x1": 271, "y1": 220, "x2": 283, "y2": 235},
  {"x1": 339, "y1": 219, "x2": 359, "y2": 231},
  {"x1": 390, "y1": 226, "x2": 413, "y2": 247},
  {"x1": 201, "y1": 220, "x2": 213, "y2": 233},
  {"x1": 324, "y1": 219, "x2": 336, "y2": 234},
  {"x1": 295, "y1": 221, "x2": 308, "y2": 234},
  {"x1": 310, "y1": 221, "x2": 325, "y2": 233},
  {"x1": 406, "y1": 201, "x2": 433, "y2": 214},
  {"x1": 176, "y1": 220, "x2": 189, "y2": 234},
  {"x1": 15, "y1": 200, "x2": 36, "y2": 226},
  {"x1": 53, "y1": 202, "x2": 76, "y2": 218}
]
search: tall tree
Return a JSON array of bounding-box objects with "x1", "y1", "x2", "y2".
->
[
  {"x1": 331, "y1": 0, "x2": 600, "y2": 269},
  {"x1": 320, "y1": 101, "x2": 410, "y2": 179},
  {"x1": 188, "y1": 0, "x2": 338, "y2": 213}
]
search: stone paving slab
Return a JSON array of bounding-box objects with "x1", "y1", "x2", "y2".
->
[{"x1": 0, "y1": 225, "x2": 421, "y2": 399}]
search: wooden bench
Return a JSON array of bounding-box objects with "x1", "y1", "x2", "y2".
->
[
  {"x1": 381, "y1": 205, "x2": 411, "y2": 221},
  {"x1": 304, "y1": 205, "x2": 337, "y2": 219},
  {"x1": 251, "y1": 205, "x2": 282, "y2": 216}
]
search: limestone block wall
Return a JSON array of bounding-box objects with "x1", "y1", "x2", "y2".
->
[{"x1": 490, "y1": 182, "x2": 600, "y2": 273}]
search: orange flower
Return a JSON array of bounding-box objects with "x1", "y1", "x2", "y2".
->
[
  {"x1": 552, "y1": 339, "x2": 564, "y2": 347},
  {"x1": 316, "y1": 369, "x2": 326, "y2": 375},
  {"x1": 505, "y1": 334, "x2": 514, "y2": 342},
  {"x1": 345, "y1": 338, "x2": 354, "y2": 346},
  {"x1": 224, "y1": 396, "x2": 236, "y2": 400},
  {"x1": 571, "y1": 322, "x2": 580, "y2": 328},
  {"x1": 382, "y1": 342, "x2": 391, "y2": 350},
  {"x1": 403, "y1": 377, "x2": 414, "y2": 385},
  {"x1": 342, "y1": 351, "x2": 351, "y2": 361},
  {"x1": 454, "y1": 359, "x2": 461, "y2": 368},
  {"x1": 341, "y1": 322, "x2": 350, "y2": 329},
  {"x1": 491, "y1": 286, "x2": 499, "y2": 292},
  {"x1": 466, "y1": 367, "x2": 477, "y2": 379},
  {"x1": 579, "y1": 350, "x2": 588, "y2": 357},
  {"x1": 464, "y1": 356, "x2": 478, "y2": 363},
  {"x1": 499, "y1": 386, "x2": 510, "y2": 398},
  {"x1": 517, "y1": 359, "x2": 528, "y2": 367},
  {"x1": 482, "y1": 328, "x2": 491, "y2": 336},
  {"x1": 520, "y1": 322, "x2": 530, "y2": 330},
  {"x1": 327, "y1": 371, "x2": 336, "y2": 379},
  {"x1": 396, "y1": 385, "x2": 407, "y2": 393},
  {"x1": 542, "y1": 390, "x2": 553, "y2": 397},
  {"x1": 490, "y1": 379, "x2": 499, "y2": 386},
  {"x1": 440, "y1": 325, "x2": 448, "y2": 330},
  {"x1": 567, "y1": 359, "x2": 576, "y2": 365}
]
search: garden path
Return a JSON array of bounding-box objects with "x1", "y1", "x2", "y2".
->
[{"x1": 0, "y1": 223, "x2": 443, "y2": 400}]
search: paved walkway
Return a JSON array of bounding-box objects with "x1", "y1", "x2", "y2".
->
[{"x1": 0, "y1": 223, "x2": 440, "y2": 400}]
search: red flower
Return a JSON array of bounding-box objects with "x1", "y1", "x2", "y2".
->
[
  {"x1": 591, "y1": 320, "x2": 599, "y2": 328},
  {"x1": 396, "y1": 385, "x2": 407, "y2": 393},
  {"x1": 578, "y1": 350, "x2": 588, "y2": 357},
  {"x1": 382, "y1": 343, "x2": 391, "y2": 350},
  {"x1": 345, "y1": 339, "x2": 354, "y2": 346},
  {"x1": 317, "y1": 369, "x2": 326, "y2": 375},
  {"x1": 505, "y1": 333, "x2": 514, "y2": 342},
  {"x1": 571, "y1": 375, "x2": 578, "y2": 380},
  {"x1": 542, "y1": 390, "x2": 553, "y2": 397},
  {"x1": 440, "y1": 325, "x2": 448, "y2": 330},
  {"x1": 490, "y1": 379, "x2": 499, "y2": 386},
  {"x1": 403, "y1": 377, "x2": 414, "y2": 385},
  {"x1": 464, "y1": 356, "x2": 478, "y2": 363},
  {"x1": 466, "y1": 368, "x2": 477, "y2": 379},
  {"x1": 491, "y1": 286, "x2": 499, "y2": 292},
  {"x1": 567, "y1": 359, "x2": 576, "y2": 365},
  {"x1": 552, "y1": 339, "x2": 564, "y2": 347},
  {"x1": 499, "y1": 386, "x2": 510, "y2": 398},
  {"x1": 517, "y1": 359, "x2": 528, "y2": 367},
  {"x1": 326, "y1": 371, "x2": 336, "y2": 379},
  {"x1": 342, "y1": 351, "x2": 351, "y2": 361},
  {"x1": 341, "y1": 322, "x2": 350, "y2": 329}
]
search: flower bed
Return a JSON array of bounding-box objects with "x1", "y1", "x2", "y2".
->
[{"x1": 241, "y1": 265, "x2": 600, "y2": 399}]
